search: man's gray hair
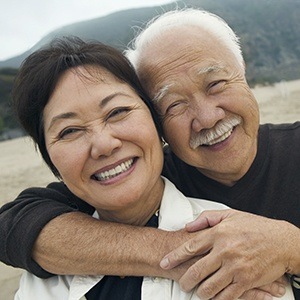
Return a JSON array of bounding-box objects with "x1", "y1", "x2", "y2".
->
[{"x1": 125, "y1": 8, "x2": 244, "y2": 71}]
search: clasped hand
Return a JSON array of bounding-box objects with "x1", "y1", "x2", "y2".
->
[{"x1": 161, "y1": 209, "x2": 291, "y2": 299}]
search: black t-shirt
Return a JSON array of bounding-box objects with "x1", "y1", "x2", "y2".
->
[{"x1": 163, "y1": 123, "x2": 300, "y2": 227}]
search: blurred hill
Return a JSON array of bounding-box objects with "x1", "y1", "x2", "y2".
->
[
  {"x1": 0, "y1": 0, "x2": 299, "y2": 138},
  {"x1": 1, "y1": 0, "x2": 299, "y2": 83}
]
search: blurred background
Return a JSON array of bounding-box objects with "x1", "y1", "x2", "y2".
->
[{"x1": 0, "y1": 1, "x2": 299, "y2": 299}]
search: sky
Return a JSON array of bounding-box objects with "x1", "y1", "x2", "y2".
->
[{"x1": 0, "y1": 0, "x2": 172, "y2": 61}]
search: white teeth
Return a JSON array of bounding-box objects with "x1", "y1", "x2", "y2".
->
[
  {"x1": 115, "y1": 165, "x2": 122, "y2": 173},
  {"x1": 109, "y1": 169, "x2": 116, "y2": 176},
  {"x1": 94, "y1": 158, "x2": 134, "y2": 181},
  {"x1": 206, "y1": 129, "x2": 233, "y2": 146}
]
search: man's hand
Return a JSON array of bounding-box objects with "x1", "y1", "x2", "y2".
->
[{"x1": 160, "y1": 209, "x2": 300, "y2": 299}]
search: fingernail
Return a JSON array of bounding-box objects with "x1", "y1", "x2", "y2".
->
[{"x1": 160, "y1": 257, "x2": 170, "y2": 269}]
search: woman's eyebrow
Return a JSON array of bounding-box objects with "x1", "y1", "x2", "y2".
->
[
  {"x1": 47, "y1": 112, "x2": 77, "y2": 132},
  {"x1": 47, "y1": 92, "x2": 132, "y2": 132},
  {"x1": 99, "y1": 92, "x2": 129, "y2": 108}
]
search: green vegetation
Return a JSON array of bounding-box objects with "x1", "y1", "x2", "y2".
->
[{"x1": 0, "y1": 68, "x2": 19, "y2": 135}]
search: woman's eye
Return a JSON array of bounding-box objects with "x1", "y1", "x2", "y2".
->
[
  {"x1": 59, "y1": 128, "x2": 80, "y2": 139},
  {"x1": 107, "y1": 107, "x2": 131, "y2": 120}
]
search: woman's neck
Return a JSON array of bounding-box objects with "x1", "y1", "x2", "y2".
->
[{"x1": 96, "y1": 177, "x2": 165, "y2": 226}]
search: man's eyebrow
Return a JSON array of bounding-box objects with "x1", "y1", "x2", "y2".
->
[
  {"x1": 152, "y1": 65, "x2": 226, "y2": 104},
  {"x1": 47, "y1": 92, "x2": 129, "y2": 132},
  {"x1": 152, "y1": 83, "x2": 174, "y2": 104},
  {"x1": 197, "y1": 64, "x2": 226, "y2": 75}
]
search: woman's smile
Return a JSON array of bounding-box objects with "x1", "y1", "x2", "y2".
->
[{"x1": 92, "y1": 157, "x2": 136, "y2": 183}]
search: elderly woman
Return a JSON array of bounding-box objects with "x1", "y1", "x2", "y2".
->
[{"x1": 13, "y1": 37, "x2": 294, "y2": 300}]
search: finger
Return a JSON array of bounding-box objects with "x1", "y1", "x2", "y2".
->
[
  {"x1": 240, "y1": 289, "x2": 273, "y2": 300},
  {"x1": 194, "y1": 269, "x2": 234, "y2": 300},
  {"x1": 249, "y1": 282, "x2": 286, "y2": 298},
  {"x1": 241, "y1": 276, "x2": 288, "y2": 299},
  {"x1": 160, "y1": 230, "x2": 212, "y2": 269},
  {"x1": 194, "y1": 256, "x2": 250, "y2": 299},
  {"x1": 211, "y1": 283, "x2": 247, "y2": 300},
  {"x1": 211, "y1": 277, "x2": 287, "y2": 300},
  {"x1": 179, "y1": 253, "x2": 222, "y2": 292},
  {"x1": 186, "y1": 209, "x2": 232, "y2": 232}
]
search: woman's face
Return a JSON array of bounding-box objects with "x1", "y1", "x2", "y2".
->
[{"x1": 43, "y1": 66, "x2": 164, "y2": 224}]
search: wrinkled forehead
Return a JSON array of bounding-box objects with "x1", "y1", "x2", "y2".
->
[
  {"x1": 153, "y1": 64, "x2": 228, "y2": 104},
  {"x1": 136, "y1": 26, "x2": 236, "y2": 97}
]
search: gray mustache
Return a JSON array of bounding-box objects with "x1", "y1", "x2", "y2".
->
[{"x1": 189, "y1": 115, "x2": 242, "y2": 149}]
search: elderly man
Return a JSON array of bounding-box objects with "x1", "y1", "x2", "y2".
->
[
  {"x1": 125, "y1": 9, "x2": 300, "y2": 299},
  {"x1": 1, "y1": 9, "x2": 300, "y2": 300}
]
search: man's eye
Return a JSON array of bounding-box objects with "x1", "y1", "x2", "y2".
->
[
  {"x1": 208, "y1": 80, "x2": 226, "y2": 93},
  {"x1": 160, "y1": 100, "x2": 188, "y2": 121},
  {"x1": 165, "y1": 101, "x2": 185, "y2": 114}
]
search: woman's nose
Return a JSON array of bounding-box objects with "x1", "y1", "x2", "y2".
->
[{"x1": 90, "y1": 127, "x2": 122, "y2": 159}]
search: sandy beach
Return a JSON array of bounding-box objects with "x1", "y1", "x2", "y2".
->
[
  {"x1": 0, "y1": 138, "x2": 57, "y2": 299},
  {"x1": 0, "y1": 79, "x2": 299, "y2": 299}
]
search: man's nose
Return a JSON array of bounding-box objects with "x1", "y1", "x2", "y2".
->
[
  {"x1": 191, "y1": 100, "x2": 226, "y2": 132},
  {"x1": 90, "y1": 127, "x2": 122, "y2": 159}
]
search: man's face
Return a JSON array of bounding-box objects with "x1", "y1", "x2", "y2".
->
[{"x1": 137, "y1": 26, "x2": 260, "y2": 185}]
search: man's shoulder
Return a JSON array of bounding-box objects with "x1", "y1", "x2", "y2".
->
[
  {"x1": 18, "y1": 181, "x2": 71, "y2": 199},
  {"x1": 260, "y1": 121, "x2": 300, "y2": 133},
  {"x1": 260, "y1": 122, "x2": 300, "y2": 144}
]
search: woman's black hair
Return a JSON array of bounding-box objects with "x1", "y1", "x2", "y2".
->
[{"x1": 12, "y1": 36, "x2": 162, "y2": 177}]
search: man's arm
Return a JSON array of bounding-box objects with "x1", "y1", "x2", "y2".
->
[
  {"x1": 0, "y1": 182, "x2": 194, "y2": 280},
  {"x1": 33, "y1": 211, "x2": 290, "y2": 300},
  {"x1": 33, "y1": 211, "x2": 194, "y2": 280},
  {"x1": 0, "y1": 186, "x2": 289, "y2": 299},
  {"x1": 0, "y1": 182, "x2": 94, "y2": 278}
]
